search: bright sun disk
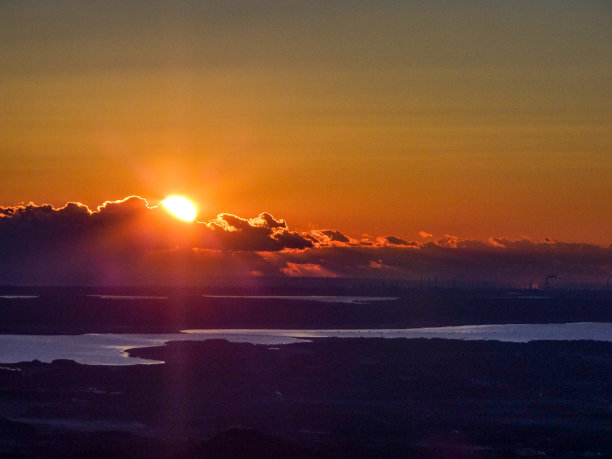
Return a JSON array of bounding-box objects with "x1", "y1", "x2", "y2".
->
[{"x1": 162, "y1": 196, "x2": 197, "y2": 222}]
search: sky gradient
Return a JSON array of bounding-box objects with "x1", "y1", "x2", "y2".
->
[{"x1": 2, "y1": 1, "x2": 611, "y2": 245}]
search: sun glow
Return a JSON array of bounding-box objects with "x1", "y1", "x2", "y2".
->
[{"x1": 162, "y1": 196, "x2": 197, "y2": 222}]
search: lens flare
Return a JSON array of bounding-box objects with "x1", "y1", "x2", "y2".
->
[{"x1": 162, "y1": 196, "x2": 196, "y2": 221}]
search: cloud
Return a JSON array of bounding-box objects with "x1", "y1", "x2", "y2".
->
[
  {"x1": 383, "y1": 235, "x2": 412, "y2": 246},
  {"x1": 313, "y1": 229, "x2": 352, "y2": 245},
  {"x1": 204, "y1": 213, "x2": 313, "y2": 251},
  {"x1": 281, "y1": 262, "x2": 337, "y2": 277},
  {"x1": 0, "y1": 196, "x2": 610, "y2": 286}
]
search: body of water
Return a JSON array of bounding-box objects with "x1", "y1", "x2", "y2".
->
[
  {"x1": 202, "y1": 295, "x2": 399, "y2": 303},
  {"x1": 87, "y1": 295, "x2": 168, "y2": 300},
  {"x1": 1, "y1": 295, "x2": 397, "y2": 303},
  {"x1": 0, "y1": 295, "x2": 39, "y2": 299},
  {"x1": 0, "y1": 322, "x2": 610, "y2": 366}
]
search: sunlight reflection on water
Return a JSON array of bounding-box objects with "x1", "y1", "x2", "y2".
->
[
  {"x1": 202, "y1": 295, "x2": 399, "y2": 303},
  {"x1": 0, "y1": 322, "x2": 610, "y2": 366}
]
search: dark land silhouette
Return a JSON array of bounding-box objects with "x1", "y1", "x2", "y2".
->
[
  {"x1": 0, "y1": 285, "x2": 611, "y2": 334},
  {"x1": 0, "y1": 285, "x2": 610, "y2": 457}
]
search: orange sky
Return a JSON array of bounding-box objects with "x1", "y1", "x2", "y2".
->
[{"x1": 1, "y1": 1, "x2": 611, "y2": 245}]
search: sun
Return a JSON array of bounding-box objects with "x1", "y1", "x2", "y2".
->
[{"x1": 162, "y1": 196, "x2": 197, "y2": 222}]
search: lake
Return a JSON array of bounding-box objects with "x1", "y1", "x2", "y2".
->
[
  {"x1": 202, "y1": 295, "x2": 399, "y2": 303},
  {"x1": 0, "y1": 322, "x2": 610, "y2": 366}
]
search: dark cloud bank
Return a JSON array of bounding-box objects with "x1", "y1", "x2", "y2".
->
[{"x1": 0, "y1": 196, "x2": 610, "y2": 287}]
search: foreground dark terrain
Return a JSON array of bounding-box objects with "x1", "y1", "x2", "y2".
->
[
  {"x1": 0, "y1": 338, "x2": 610, "y2": 458},
  {"x1": 0, "y1": 286, "x2": 610, "y2": 458}
]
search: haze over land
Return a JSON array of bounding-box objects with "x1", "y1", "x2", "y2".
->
[{"x1": 0, "y1": 196, "x2": 610, "y2": 287}]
